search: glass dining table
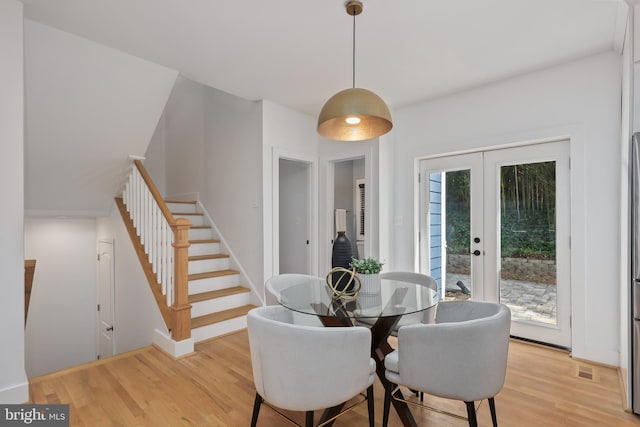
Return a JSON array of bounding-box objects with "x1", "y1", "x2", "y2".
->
[{"x1": 274, "y1": 275, "x2": 440, "y2": 427}]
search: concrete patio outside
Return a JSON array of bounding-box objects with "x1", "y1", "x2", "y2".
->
[{"x1": 445, "y1": 273, "x2": 557, "y2": 325}]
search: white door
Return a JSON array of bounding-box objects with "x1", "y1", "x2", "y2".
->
[
  {"x1": 419, "y1": 140, "x2": 571, "y2": 348},
  {"x1": 279, "y1": 159, "x2": 310, "y2": 274},
  {"x1": 97, "y1": 240, "x2": 115, "y2": 359}
]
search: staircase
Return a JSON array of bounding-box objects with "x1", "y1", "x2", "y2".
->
[
  {"x1": 165, "y1": 200, "x2": 256, "y2": 342},
  {"x1": 119, "y1": 159, "x2": 258, "y2": 346}
]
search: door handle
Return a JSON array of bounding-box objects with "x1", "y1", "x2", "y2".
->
[
  {"x1": 106, "y1": 326, "x2": 114, "y2": 332},
  {"x1": 471, "y1": 250, "x2": 481, "y2": 256}
]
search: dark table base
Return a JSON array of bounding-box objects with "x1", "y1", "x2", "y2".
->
[{"x1": 317, "y1": 314, "x2": 417, "y2": 427}]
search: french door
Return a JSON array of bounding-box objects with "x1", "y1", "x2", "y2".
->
[{"x1": 419, "y1": 140, "x2": 571, "y2": 348}]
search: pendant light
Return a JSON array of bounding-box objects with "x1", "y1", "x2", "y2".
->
[{"x1": 317, "y1": 1, "x2": 392, "y2": 141}]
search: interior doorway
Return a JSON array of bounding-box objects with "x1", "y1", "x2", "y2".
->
[
  {"x1": 332, "y1": 157, "x2": 366, "y2": 262},
  {"x1": 418, "y1": 140, "x2": 571, "y2": 348},
  {"x1": 279, "y1": 159, "x2": 311, "y2": 274}
]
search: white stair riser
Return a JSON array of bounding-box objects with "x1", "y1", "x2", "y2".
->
[
  {"x1": 191, "y1": 316, "x2": 247, "y2": 343},
  {"x1": 188, "y1": 257, "x2": 230, "y2": 274},
  {"x1": 173, "y1": 214, "x2": 204, "y2": 227},
  {"x1": 191, "y1": 292, "x2": 251, "y2": 317},
  {"x1": 189, "y1": 228, "x2": 213, "y2": 240},
  {"x1": 166, "y1": 202, "x2": 197, "y2": 213},
  {"x1": 189, "y1": 274, "x2": 239, "y2": 294},
  {"x1": 188, "y1": 242, "x2": 220, "y2": 256}
]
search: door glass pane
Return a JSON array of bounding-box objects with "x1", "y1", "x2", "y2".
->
[
  {"x1": 428, "y1": 170, "x2": 473, "y2": 301},
  {"x1": 499, "y1": 161, "x2": 557, "y2": 324}
]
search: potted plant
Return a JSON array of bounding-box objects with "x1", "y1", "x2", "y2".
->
[{"x1": 350, "y1": 257, "x2": 383, "y2": 294}]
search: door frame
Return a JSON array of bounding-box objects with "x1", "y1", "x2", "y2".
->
[
  {"x1": 277, "y1": 158, "x2": 312, "y2": 275},
  {"x1": 321, "y1": 146, "x2": 375, "y2": 273},
  {"x1": 414, "y1": 132, "x2": 583, "y2": 350},
  {"x1": 271, "y1": 148, "x2": 318, "y2": 277}
]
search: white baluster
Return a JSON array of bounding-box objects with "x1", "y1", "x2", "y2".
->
[
  {"x1": 134, "y1": 169, "x2": 140, "y2": 234},
  {"x1": 131, "y1": 170, "x2": 136, "y2": 225},
  {"x1": 160, "y1": 219, "x2": 166, "y2": 291},
  {"x1": 123, "y1": 163, "x2": 186, "y2": 306},
  {"x1": 151, "y1": 204, "x2": 157, "y2": 277},
  {"x1": 129, "y1": 170, "x2": 134, "y2": 212},
  {"x1": 144, "y1": 187, "x2": 148, "y2": 245},
  {"x1": 162, "y1": 221, "x2": 168, "y2": 296},
  {"x1": 123, "y1": 184, "x2": 128, "y2": 212},
  {"x1": 145, "y1": 189, "x2": 151, "y2": 258},
  {"x1": 167, "y1": 232, "x2": 174, "y2": 306},
  {"x1": 141, "y1": 184, "x2": 146, "y2": 247},
  {"x1": 139, "y1": 175, "x2": 144, "y2": 236}
]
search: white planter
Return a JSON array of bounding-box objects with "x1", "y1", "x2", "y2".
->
[
  {"x1": 359, "y1": 292, "x2": 382, "y2": 310},
  {"x1": 358, "y1": 273, "x2": 380, "y2": 295}
]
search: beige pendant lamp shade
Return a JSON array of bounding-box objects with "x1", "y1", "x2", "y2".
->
[{"x1": 317, "y1": 1, "x2": 392, "y2": 141}]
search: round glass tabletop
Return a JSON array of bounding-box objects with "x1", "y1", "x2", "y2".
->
[{"x1": 275, "y1": 276, "x2": 439, "y2": 319}]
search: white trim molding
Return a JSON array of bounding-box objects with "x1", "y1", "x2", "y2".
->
[{"x1": 152, "y1": 329, "x2": 194, "y2": 359}]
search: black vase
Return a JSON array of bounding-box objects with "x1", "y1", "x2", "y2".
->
[{"x1": 332, "y1": 232, "x2": 353, "y2": 291}]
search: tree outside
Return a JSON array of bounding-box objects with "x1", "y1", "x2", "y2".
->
[{"x1": 445, "y1": 162, "x2": 556, "y2": 285}]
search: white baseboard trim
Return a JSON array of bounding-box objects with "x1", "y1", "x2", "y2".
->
[
  {"x1": 0, "y1": 377, "x2": 29, "y2": 403},
  {"x1": 152, "y1": 329, "x2": 194, "y2": 359},
  {"x1": 572, "y1": 345, "x2": 620, "y2": 367}
]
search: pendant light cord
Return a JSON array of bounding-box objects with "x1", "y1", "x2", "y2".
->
[{"x1": 352, "y1": 12, "x2": 356, "y2": 89}]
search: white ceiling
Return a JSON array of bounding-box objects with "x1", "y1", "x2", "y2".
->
[{"x1": 20, "y1": 0, "x2": 626, "y2": 117}]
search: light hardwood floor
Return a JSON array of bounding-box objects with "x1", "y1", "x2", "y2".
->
[{"x1": 29, "y1": 331, "x2": 640, "y2": 426}]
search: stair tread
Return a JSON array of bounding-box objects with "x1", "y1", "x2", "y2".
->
[
  {"x1": 173, "y1": 212, "x2": 203, "y2": 216},
  {"x1": 189, "y1": 254, "x2": 229, "y2": 261},
  {"x1": 165, "y1": 200, "x2": 196, "y2": 204},
  {"x1": 188, "y1": 286, "x2": 250, "y2": 303},
  {"x1": 190, "y1": 225, "x2": 211, "y2": 229},
  {"x1": 189, "y1": 269, "x2": 240, "y2": 281},
  {"x1": 190, "y1": 239, "x2": 220, "y2": 244},
  {"x1": 191, "y1": 304, "x2": 256, "y2": 329}
]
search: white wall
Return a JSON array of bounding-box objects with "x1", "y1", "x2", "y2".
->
[
  {"x1": 163, "y1": 77, "x2": 207, "y2": 198},
  {"x1": 389, "y1": 52, "x2": 622, "y2": 365},
  {"x1": 262, "y1": 100, "x2": 319, "y2": 284},
  {"x1": 378, "y1": 136, "x2": 395, "y2": 273},
  {"x1": 145, "y1": 114, "x2": 168, "y2": 195},
  {"x1": 24, "y1": 20, "x2": 177, "y2": 216},
  {"x1": 619, "y1": 4, "x2": 633, "y2": 407},
  {"x1": 203, "y1": 87, "x2": 263, "y2": 292},
  {"x1": 160, "y1": 79, "x2": 265, "y2": 296},
  {"x1": 24, "y1": 219, "x2": 98, "y2": 377},
  {"x1": 0, "y1": 0, "x2": 28, "y2": 403},
  {"x1": 97, "y1": 205, "x2": 168, "y2": 353}
]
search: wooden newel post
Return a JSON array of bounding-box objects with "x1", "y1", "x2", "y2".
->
[{"x1": 171, "y1": 218, "x2": 192, "y2": 341}]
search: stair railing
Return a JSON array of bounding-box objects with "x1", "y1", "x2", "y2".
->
[{"x1": 122, "y1": 160, "x2": 192, "y2": 341}]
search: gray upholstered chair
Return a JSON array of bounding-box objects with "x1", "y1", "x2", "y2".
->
[
  {"x1": 264, "y1": 274, "x2": 324, "y2": 326},
  {"x1": 357, "y1": 271, "x2": 438, "y2": 333},
  {"x1": 248, "y1": 305, "x2": 376, "y2": 427},
  {"x1": 383, "y1": 301, "x2": 511, "y2": 427}
]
